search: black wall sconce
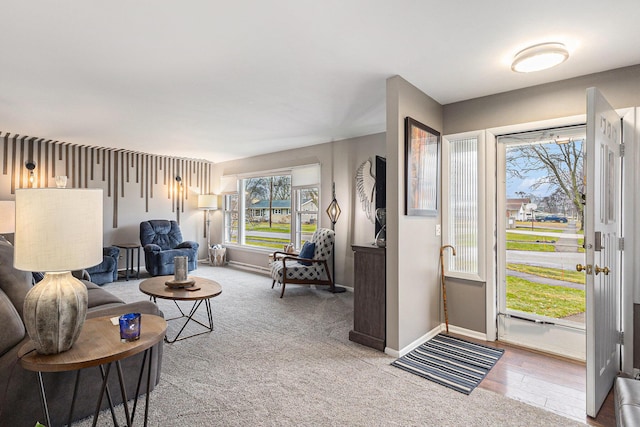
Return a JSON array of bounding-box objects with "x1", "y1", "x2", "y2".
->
[{"x1": 25, "y1": 161, "x2": 36, "y2": 186}]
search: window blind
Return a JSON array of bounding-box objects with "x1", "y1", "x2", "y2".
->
[{"x1": 448, "y1": 137, "x2": 479, "y2": 275}]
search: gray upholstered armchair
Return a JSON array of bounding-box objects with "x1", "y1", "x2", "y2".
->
[
  {"x1": 85, "y1": 246, "x2": 120, "y2": 285},
  {"x1": 140, "y1": 220, "x2": 199, "y2": 276}
]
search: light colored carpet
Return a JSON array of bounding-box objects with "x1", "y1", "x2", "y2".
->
[{"x1": 77, "y1": 265, "x2": 585, "y2": 426}]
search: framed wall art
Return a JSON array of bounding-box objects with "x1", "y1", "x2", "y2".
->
[{"x1": 404, "y1": 117, "x2": 440, "y2": 216}]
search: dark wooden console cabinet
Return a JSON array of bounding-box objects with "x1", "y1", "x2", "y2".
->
[{"x1": 349, "y1": 244, "x2": 386, "y2": 351}]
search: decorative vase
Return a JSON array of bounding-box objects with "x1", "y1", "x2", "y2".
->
[
  {"x1": 54, "y1": 175, "x2": 68, "y2": 188},
  {"x1": 23, "y1": 272, "x2": 88, "y2": 354},
  {"x1": 174, "y1": 256, "x2": 188, "y2": 281}
]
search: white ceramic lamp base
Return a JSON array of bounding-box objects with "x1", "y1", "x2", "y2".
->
[{"x1": 23, "y1": 271, "x2": 88, "y2": 355}]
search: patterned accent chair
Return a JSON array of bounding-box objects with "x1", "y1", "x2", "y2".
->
[
  {"x1": 270, "y1": 228, "x2": 335, "y2": 298},
  {"x1": 140, "y1": 220, "x2": 199, "y2": 276}
]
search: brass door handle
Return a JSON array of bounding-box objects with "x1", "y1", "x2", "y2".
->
[
  {"x1": 576, "y1": 264, "x2": 593, "y2": 274},
  {"x1": 595, "y1": 265, "x2": 610, "y2": 275}
]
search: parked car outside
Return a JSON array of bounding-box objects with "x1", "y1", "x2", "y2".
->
[{"x1": 540, "y1": 215, "x2": 568, "y2": 223}]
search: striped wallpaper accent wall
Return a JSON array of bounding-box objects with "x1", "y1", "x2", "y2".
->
[{"x1": 1, "y1": 132, "x2": 214, "y2": 228}]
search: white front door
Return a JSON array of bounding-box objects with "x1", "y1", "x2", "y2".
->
[{"x1": 585, "y1": 87, "x2": 622, "y2": 417}]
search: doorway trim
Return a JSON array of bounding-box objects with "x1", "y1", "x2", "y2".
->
[
  {"x1": 485, "y1": 114, "x2": 587, "y2": 344},
  {"x1": 485, "y1": 108, "x2": 636, "y2": 372}
]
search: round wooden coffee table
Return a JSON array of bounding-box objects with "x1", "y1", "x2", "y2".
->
[
  {"x1": 19, "y1": 314, "x2": 166, "y2": 427},
  {"x1": 139, "y1": 276, "x2": 222, "y2": 343}
]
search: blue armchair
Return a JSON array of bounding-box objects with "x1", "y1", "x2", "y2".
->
[
  {"x1": 85, "y1": 246, "x2": 120, "y2": 285},
  {"x1": 140, "y1": 220, "x2": 199, "y2": 276}
]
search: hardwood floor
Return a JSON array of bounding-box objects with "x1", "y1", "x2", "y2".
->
[{"x1": 461, "y1": 336, "x2": 616, "y2": 426}]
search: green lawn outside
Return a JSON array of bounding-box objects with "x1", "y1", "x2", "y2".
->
[
  {"x1": 506, "y1": 231, "x2": 558, "y2": 252},
  {"x1": 506, "y1": 276, "x2": 585, "y2": 318},
  {"x1": 245, "y1": 238, "x2": 289, "y2": 249},
  {"x1": 246, "y1": 222, "x2": 316, "y2": 233},
  {"x1": 507, "y1": 263, "x2": 585, "y2": 285},
  {"x1": 506, "y1": 241, "x2": 556, "y2": 251},
  {"x1": 514, "y1": 227, "x2": 564, "y2": 233},
  {"x1": 506, "y1": 232, "x2": 558, "y2": 243},
  {"x1": 242, "y1": 221, "x2": 318, "y2": 249},
  {"x1": 506, "y1": 222, "x2": 586, "y2": 319}
]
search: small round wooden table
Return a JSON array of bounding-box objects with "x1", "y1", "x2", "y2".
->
[
  {"x1": 139, "y1": 276, "x2": 222, "y2": 343},
  {"x1": 19, "y1": 314, "x2": 166, "y2": 427}
]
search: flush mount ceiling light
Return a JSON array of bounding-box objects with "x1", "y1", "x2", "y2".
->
[{"x1": 511, "y1": 42, "x2": 569, "y2": 73}]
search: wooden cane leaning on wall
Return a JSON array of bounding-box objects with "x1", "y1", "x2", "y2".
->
[{"x1": 439, "y1": 245, "x2": 456, "y2": 334}]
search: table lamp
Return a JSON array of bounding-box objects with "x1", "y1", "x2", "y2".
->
[
  {"x1": 14, "y1": 188, "x2": 103, "y2": 354},
  {"x1": 197, "y1": 194, "x2": 218, "y2": 252},
  {"x1": 0, "y1": 201, "x2": 15, "y2": 235}
]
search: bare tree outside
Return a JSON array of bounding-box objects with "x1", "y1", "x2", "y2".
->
[
  {"x1": 244, "y1": 175, "x2": 291, "y2": 227},
  {"x1": 507, "y1": 139, "x2": 584, "y2": 229}
]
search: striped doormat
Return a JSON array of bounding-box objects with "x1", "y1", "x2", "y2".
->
[{"x1": 391, "y1": 334, "x2": 504, "y2": 395}]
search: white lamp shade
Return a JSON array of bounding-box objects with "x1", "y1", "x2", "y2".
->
[
  {"x1": 0, "y1": 201, "x2": 15, "y2": 233},
  {"x1": 14, "y1": 188, "x2": 103, "y2": 272},
  {"x1": 198, "y1": 194, "x2": 218, "y2": 210}
]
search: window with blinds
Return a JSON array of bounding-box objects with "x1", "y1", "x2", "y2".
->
[{"x1": 444, "y1": 133, "x2": 484, "y2": 281}]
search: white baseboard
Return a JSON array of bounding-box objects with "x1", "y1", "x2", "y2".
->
[
  {"x1": 385, "y1": 325, "x2": 442, "y2": 358},
  {"x1": 222, "y1": 261, "x2": 353, "y2": 291},
  {"x1": 445, "y1": 324, "x2": 491, "y2": 341},
  {"x1": 384, "y1": 324, "x2": 489, "y2": 358},
  {"x1": 227, "y1": 260, "x2": 270, "y2": 275}
]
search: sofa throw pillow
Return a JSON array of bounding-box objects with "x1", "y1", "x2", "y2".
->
[{"x1": 298, "y1": 242, "x2": 315, "y2": 265}]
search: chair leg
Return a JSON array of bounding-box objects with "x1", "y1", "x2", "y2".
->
[
  {"x1": 279, "y1": 283, "x2": 286, "y2": 298},
  {"x1": 271, "y1": 279, "x2": 276, "y2": 289}
]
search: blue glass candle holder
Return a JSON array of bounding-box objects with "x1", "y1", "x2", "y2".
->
[{"x1": 119, "y1": 312, "x2": 141, "y2": 342}]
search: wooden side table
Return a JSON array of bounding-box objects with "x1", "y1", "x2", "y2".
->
[
  {"x1": 19, "y1": 314, "x2": 166, "y2": 427},
  {"x1": 115, "y1": 243, "x2": 142, "y2": 280},
  {"x1": 139, "y1": 276, "x2": 222, "y2": 343}
]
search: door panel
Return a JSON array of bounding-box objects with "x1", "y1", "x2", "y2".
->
[{"x1": 585, "y1": 87, "x2": 621, "y2": 417}]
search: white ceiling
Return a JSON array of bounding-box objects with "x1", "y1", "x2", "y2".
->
[{"x1": 1, "y1": 1, "x2": 639, "y2": 163}]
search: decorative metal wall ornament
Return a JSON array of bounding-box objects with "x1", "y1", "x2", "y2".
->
[
  {"x1": 355, "y1": 157, "x2": 376, "y2": 223},
  {"x1": 326, "y1": 182, "x2": 341, "y2": 230},
  {"x1": 0, "y1": 132, "x2": 214, "y2": 228}
]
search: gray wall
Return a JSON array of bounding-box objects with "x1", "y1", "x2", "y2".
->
[
  {"x1": 444, "y1": 65, "x2": 640, "y2": 135},
  {"x1": 386, "y1": 75, "x2": 444, "y2": 353},
  {"x1": 211, "y1": 133, "x2": 386, "y2": 288}
]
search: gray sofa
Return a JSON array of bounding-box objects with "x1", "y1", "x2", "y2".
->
[
  {"x1": 615, "y1": 377, "x2": 640, "y2": 426},
  {"x1": 0, "y1": 237, "x2": 164, "y2": 427}
]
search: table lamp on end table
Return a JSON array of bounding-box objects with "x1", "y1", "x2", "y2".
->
[{"x1": 14, "y1": 188, "x2": 103, "y2": 355}]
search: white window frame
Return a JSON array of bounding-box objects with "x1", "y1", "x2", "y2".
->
[
  {"x1": 292, "y1": 185, "x2": 319, "y2": 249},
  {"x1": 223, "y1": 192, "x2": 240, "y2": 245},
  {"x1": 442, "y1": 130, "x2": 486, "y2": 282},
  {"x1": 223, "y1": 165, "x2": 320, "y2": 252}
]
